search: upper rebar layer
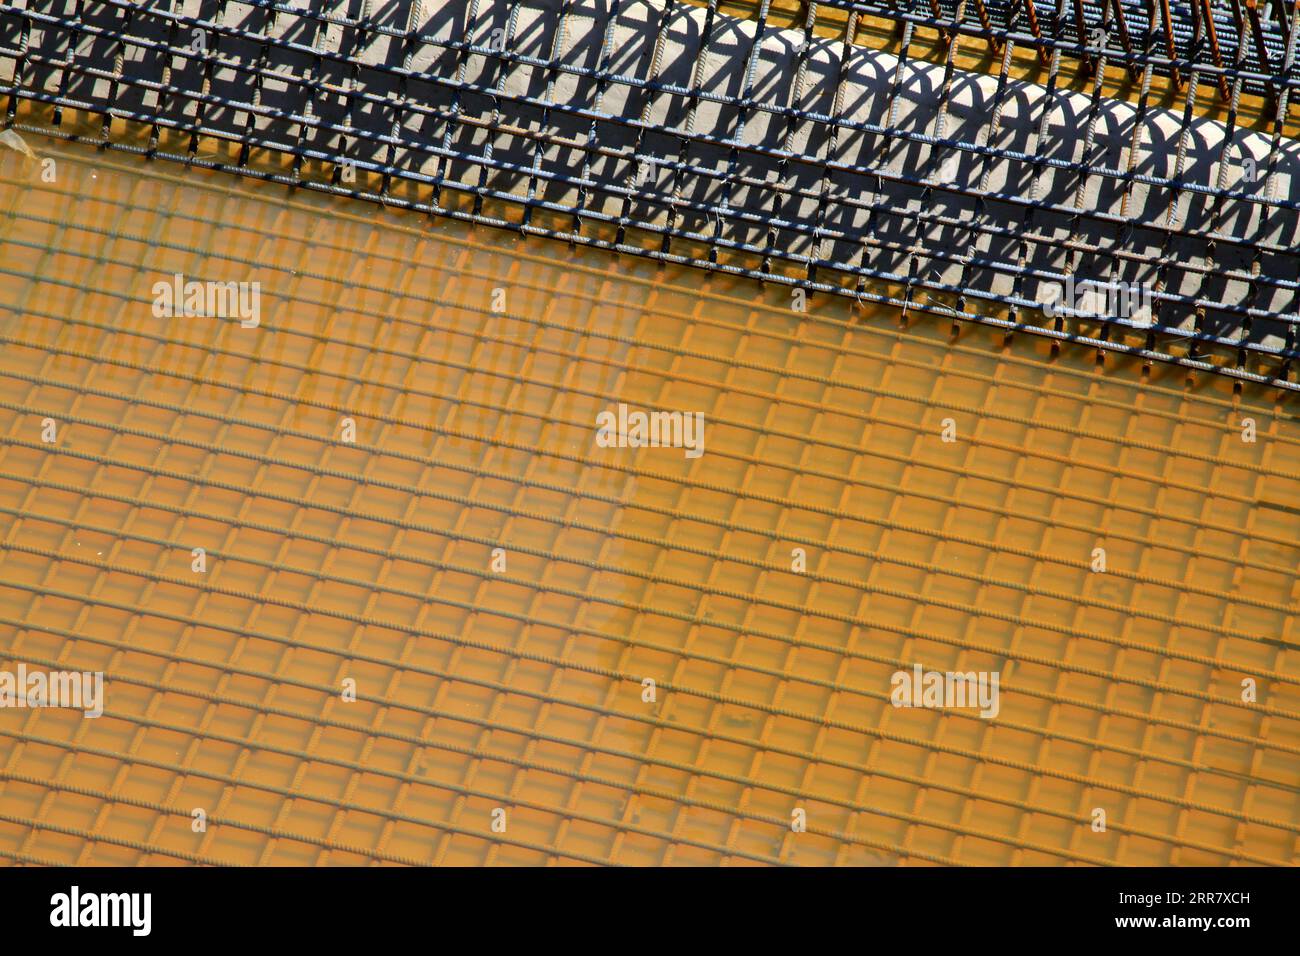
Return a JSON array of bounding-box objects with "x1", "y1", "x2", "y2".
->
[{"x1": 2, "y1": 0, "x2": 1298, "y2": 389}]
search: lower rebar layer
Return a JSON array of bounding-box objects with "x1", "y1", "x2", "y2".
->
[{"x1": 1, "y1": 140, "x2": 1298, "y2": 866}]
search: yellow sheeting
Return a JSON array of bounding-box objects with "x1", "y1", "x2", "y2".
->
[{"x1": 0, "y1": 139, "x2": 1296, "y2": 866}]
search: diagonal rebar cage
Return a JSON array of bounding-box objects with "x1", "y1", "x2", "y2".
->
[{"x1": 1, "y1": 0, "x2": 1299, "y2": 390}]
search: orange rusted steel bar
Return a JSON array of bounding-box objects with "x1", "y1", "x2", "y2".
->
[
  {"x1": 1106, "y1": 0, "x2": 1141, "y2": 80},
  {"x1": 972, "y1": 0, "x2": 1004, "y2": 54},
  {"x1": 1199, "y1": 0, "x2": 1233, "y2": 101},
  {"x1": 1022, "y1": 0, "x2": 1053, "y2": 64},
  {"x1": 929, "y1": 0, "x2": 953, "y2": 43},
  {"x1": 1073, "y1": 0, "x2": 1095, "y2": 73},
  {"x1": 1245, "y1": 0, "x2": 1274, "y2": 74},
  {"x1": 1272, "y1": 0, "x2": 1293, "y2": 45},
  {"x1": 1157, "y1": 0, "x2": 1182, "y2": 86}
]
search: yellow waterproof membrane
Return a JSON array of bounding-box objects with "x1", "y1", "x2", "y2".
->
[{"x1": 0, "y1": 137, "x2": 1297, "y2": 867}]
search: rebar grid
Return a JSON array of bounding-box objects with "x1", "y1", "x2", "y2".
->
[
  {"x1": 1, "y1": 0, "x2": 1298, "y2": 393},
  {"x1": 0, "y1": 144, "x2": 1298, "y2": 866}
]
